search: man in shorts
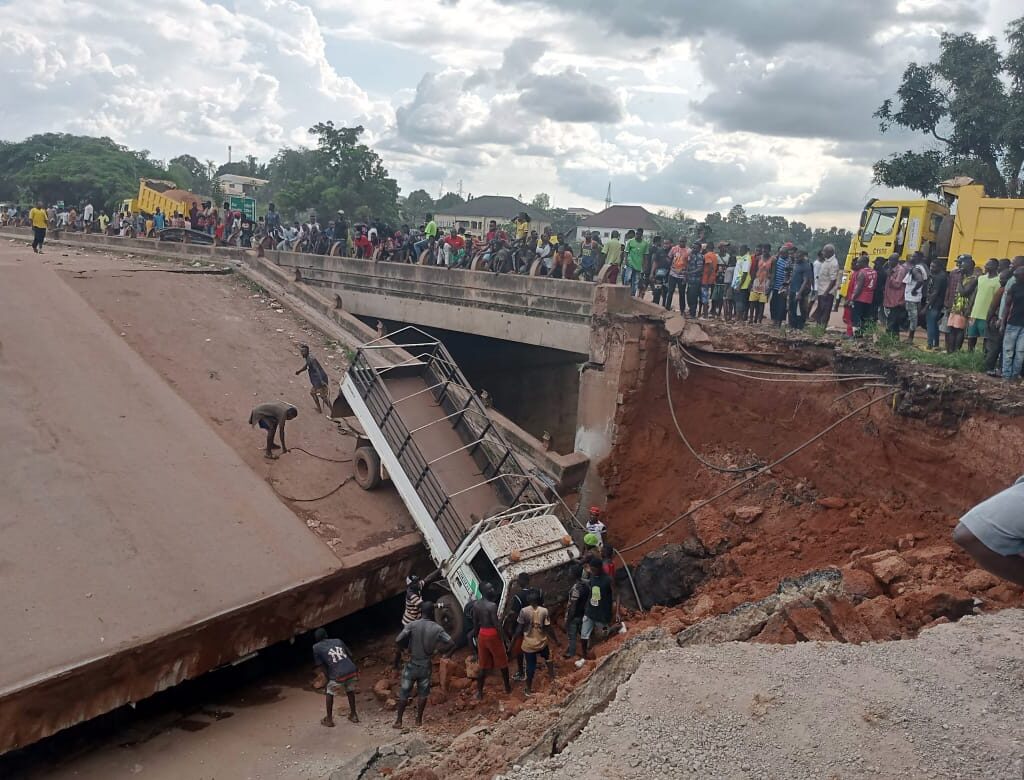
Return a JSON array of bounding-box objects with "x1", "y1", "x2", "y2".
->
[
  {"x1": 471, "y1": 583, "x2": 512, "y2": 700},
  {"x1": 312, "y1": 627, "x2": 359, "y2": 726},
  {"x1": 514, "y1": 590, "x2": 557, "y2": 695},
  {"x1": 953, "y1": 476, "x2": 1024, "y2": 587},
  {"x1": 393, "y1": 601, "x2": 454, "y2": 729},
  {"x1": 295, "y1": 344, "x2": 331, "y2": 414},
  {"x1": 248, "y1": 401, "x2": 297, "y2": 459}
]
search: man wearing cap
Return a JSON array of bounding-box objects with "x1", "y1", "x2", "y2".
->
[
  {"x1": 585, "y1": 507, "x2": 607, "y2": 547},
  {"x1": 312, "y1": 627, "x2": 360, "y2": 726},
  {"x1": 249, "y1": 401, "x2": 298, "y2": 459}
]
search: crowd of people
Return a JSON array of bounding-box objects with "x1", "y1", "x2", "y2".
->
[{"x1": 9, "y1": 198, "x2": 1023, "y2": 381}]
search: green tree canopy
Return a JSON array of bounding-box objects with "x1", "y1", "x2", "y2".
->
[
  {"x1": 0, "y1": 133, "x2": 169, "y2": 210},
  {"x1": 402, "y1": 189, "x2": 435, "y2": 224},
  {"x1": 530, "y1": 192, "x2": 551, "y2": 210},
  {"x1": 873, "y1": 17, "x2": 1024, "y2": 196},
  {"x1": 269, "y1": 122, "x2": 399, "y2": 224}
]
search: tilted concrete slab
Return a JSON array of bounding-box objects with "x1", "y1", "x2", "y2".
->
[{"x1": 0, "y1": 253, "x2": 426, "y2": 753}]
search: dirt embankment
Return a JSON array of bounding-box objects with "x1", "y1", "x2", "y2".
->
[
  {"x1": 600, "y1": 331, "x2": 1024, "y2": 636},
  {"x1": 342, "y1": 333, "x2": 1024, "y2": 780}
]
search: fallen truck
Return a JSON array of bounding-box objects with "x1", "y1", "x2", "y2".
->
[{"x1": 332, "y1": 327, "x2": 580, "y2": 638}]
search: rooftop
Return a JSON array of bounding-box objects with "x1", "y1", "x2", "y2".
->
[
  {"x1": 580, "y1": 205, "x2": 660, "y2": 231},
  {"x1": 435, "y1": 195, "x2": 546, "y2": 221}
]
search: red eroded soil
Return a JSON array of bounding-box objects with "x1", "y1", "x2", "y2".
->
[{"x1": 601, "y1": 338, "x2": 1024, "y2": 626}]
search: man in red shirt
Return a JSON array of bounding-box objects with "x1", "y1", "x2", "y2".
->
[{"x1": 851, "y1": 257, "x2": 878, "y2": 334}]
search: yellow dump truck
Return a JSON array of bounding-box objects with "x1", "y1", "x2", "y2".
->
[
  {"x1": 842, "y1": 178, "x2": 1024, "y2": 290},
  {"x1": 126, "y1": 179, "x2": 206, "y2": 219}
]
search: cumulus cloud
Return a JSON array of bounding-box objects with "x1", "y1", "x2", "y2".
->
[{"x1": 0, "y1": 0, "x2": 1013, "y2": 228}]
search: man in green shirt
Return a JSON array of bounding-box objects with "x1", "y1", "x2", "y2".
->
[
  {"x1": 623, "y1": 227, "x2": 650, "y2": 297},
  {"x1": 414, "y1": 213, "x2": 438, "y2": 259},
  {"x1": 602, "y1": 231, "x2": 623, "y2": 283}
]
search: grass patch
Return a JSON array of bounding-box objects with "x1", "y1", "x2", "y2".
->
[
  {"x1": 805, "y1": 324, "x2": 827, "y2": 338},
  {"x1": 874, "y1": 332, "x2": 986, "y2": 372}
]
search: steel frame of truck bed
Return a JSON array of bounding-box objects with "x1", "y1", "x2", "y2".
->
[{"x1": 340, "y1": 326, "x2": 547, "y2": 565}]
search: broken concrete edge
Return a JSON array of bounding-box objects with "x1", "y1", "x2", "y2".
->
[
  {"x1": 12, "y1": 229, "x2": 590, "y2": 495},
  {"x1": 328, "y1": 737, "x2": 431, "y2": 780},
  {"x1": 0, "y1": 533, "x2": 428, "y2": 755},
  {"x1": 675, "y1": 568, "x2": 844, "y2": 646},
  {"x1": 516, "y1": 628, "x2": 677, "y2": 764}
]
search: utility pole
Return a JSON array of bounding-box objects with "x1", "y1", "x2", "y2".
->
[
  {"x1": 605, "y1": 181, "x2": 612, "y2": 210},
  {"x1": 228, "y1": 145, "x2": 232, "y2": 165}
]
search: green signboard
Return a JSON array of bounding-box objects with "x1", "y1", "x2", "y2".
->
[{"x1": 229, "y1": 196, "x2": 256, "y2": 222}]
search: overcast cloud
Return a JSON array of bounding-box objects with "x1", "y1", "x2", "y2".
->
[{"x1": 0, "y1": 0, "x2": 1020, "y2": 227}]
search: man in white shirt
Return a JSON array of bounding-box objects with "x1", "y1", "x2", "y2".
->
[
  {"x1": 83, "y1": 202, "x2": 94, "y2": 226},
  {"x1": 813, "y1": 244, "x2": 840, "y2": 326}
]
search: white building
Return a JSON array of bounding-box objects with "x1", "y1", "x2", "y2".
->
[{"x1": 218, "y1": 174, "x2": 269, "y2": 197}]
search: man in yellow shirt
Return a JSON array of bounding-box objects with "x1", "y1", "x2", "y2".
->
[{"x1": 29, "y1": 201, "x2": 48, "y2": 253}]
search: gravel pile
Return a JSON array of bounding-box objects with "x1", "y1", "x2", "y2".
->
[{"x1": 500, "y1": 610, "x2": 1024, "y2": 779}]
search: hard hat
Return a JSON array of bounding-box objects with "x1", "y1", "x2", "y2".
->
[
  {"x1": 583, "y1": 532, "x2": 600, "y2": 547},
  {"x1": 589, "y1": 506, "x2": 602, "y2": 516}
]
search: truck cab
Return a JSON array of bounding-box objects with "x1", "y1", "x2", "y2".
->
[
  {"x1": 841, "y1": 198, "x2": 947, "y2": 294},
  {"x1": 843, "y1": 178, "x2": 1024, "y2": 294}
]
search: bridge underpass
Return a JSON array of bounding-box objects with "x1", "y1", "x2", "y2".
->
[{"x1": 366, "y1": 319, "x2": 586, "y2": 455}]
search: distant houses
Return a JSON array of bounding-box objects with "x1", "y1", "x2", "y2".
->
[{"x1": 434, "y1": 196, "x2": 552, "y2": 234}]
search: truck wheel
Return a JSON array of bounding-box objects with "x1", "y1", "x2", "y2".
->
[
  {"x1": 435, "y1": 593, "x2": 464, "y2": 640},
  {"x1": 353, "y1": 446, "x2": 382, "y2": 490}
]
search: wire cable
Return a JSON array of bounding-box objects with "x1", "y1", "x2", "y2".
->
[
  {"x1": 290, "y1": 446, "x2": 353, "y2": 464},
  {"x1": 270, "y1": 475, "x2": 353, "y2": 503},
  {"x1": 619, "y1": 388, "x2": 899, "y2": 554},
  {"x1": 666, "y1": 353, "x2": 761, "y2": 474},
  {"x1": 677, "y1": 344, "x2": 887, "y2": 383}
]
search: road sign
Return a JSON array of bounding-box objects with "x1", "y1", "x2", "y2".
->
[{"x1": 229, "y1": 196, "x2": 256, "y2": 222}]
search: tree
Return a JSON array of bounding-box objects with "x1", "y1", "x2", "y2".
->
[
  {"x1": 403, "y1": 189, "x2": 435, "y2": 223},
  {"x1": 268, "y1": 122, "x2": 399, "y2": 224},
  {"x1": 434, "y1": 191, "x2": 465, "y2": 210},
  {"x1": 217, "y1": 156, "x2": 269, "y2": 179},
  {"x1": 167, "y1": 154, "x2": 219, "y2": 198},
  {"x1": 0, "y1": 133, "x2": 169, "y2": 210},
  {"x1": 726, "y1": 204, "x2": 748, "y2": 224},
  {"x1": 874, "y1": 17, "x2": 1024, "y2": 196},
  {"x1": 530, "y1": 193, "x2": 551, "y2": 210}
]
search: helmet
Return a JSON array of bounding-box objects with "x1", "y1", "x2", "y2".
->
[{"x1": 589, "y1": 506, "x2": 602, "y2": 516}]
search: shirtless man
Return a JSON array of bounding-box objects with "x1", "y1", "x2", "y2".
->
[
  {"x1": 248, "y1": 401, "x2": 297, "y2": 459},
  {"x1": 470, "y1": 583, "x2": 512, "y2": 700}
]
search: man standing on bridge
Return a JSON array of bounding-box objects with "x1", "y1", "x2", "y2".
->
[
  {"x1": 29, "y1": 201, "x2": 48, "y2": 253},
  {"x1": 312, "y1": 627, "x2": 360, "y2": 726},
  {"x1": 295, "y1": 344, "x2": 331, "y2": 415},
  {"x1": 248, "y1": 401, "x2": 297, "y2": 459}
]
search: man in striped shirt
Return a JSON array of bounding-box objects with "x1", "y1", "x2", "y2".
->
[{"x1": 394, "y1": 576, "x2": 424, "y2": 669}]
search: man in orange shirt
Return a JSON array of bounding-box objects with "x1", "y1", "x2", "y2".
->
[{"x1": 699, "y1": 244, "x2": 719, "y2": 318}]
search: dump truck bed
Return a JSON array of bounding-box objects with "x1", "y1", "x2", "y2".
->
[{"x1": 339, "y1": 328, "x2": 546, "y2": 563}]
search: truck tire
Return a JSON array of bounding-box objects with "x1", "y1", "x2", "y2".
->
[
  {"x1": 435, "y1": 593, "x2": 464, "y2": 640},
  {"x1": 353, "y1": 446, "x2": 382, "y2": 490}
]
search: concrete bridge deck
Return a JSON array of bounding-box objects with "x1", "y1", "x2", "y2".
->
[
  {"x1": 4, "y1": 229, "x2": 595, "y2": 355},
  {"x1": 0, "y1": 241, "x2": 426, "y2": 754}
]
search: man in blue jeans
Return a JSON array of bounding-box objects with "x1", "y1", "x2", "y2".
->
[
  {"x1": 924, "y1": 258, "x2": 947, "y2": 350},
  {"x1": 1000, "y1": 264, "x2": 1024, "y2": 380},
  {"x1": 413, "y1": 213, "x2": 438, "y2": 260}
]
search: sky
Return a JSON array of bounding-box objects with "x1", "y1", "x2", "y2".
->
[{"x1": 0, "y1": 0, "x2": 1021, "y2": 229}]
